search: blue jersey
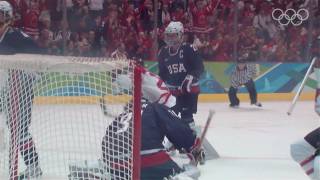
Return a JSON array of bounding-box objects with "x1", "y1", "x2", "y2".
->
[
  {"x1": 158, "y1": 43, "x2": 204, "y2": 88},
  {"x1": 0, "y1": 27, "x2": 43, "y2": 54},
  {"x1": 103, "y1": 99, "x2": 196, "y2": 155}
]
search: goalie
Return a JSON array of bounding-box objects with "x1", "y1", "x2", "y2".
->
[
  {"x1": 69, "y1": 65, "x2": 204, "y2": 180},
  {"x1": 101, "y1": 98, "x2": 204, "y2": 180}
]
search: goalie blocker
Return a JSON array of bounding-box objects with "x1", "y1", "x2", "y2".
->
[{"x1": 101, "y1": 99, "x2": 204, "y2": 180}]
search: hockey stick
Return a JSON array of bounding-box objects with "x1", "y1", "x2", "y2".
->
[
  {"x1": 199, "y1": 110, "x2": 215, "y2": 150},
  {"x1": 287, "y1": 57, "x2": 317, "y2": 115},
  {"x1": 193, "y1": 110, "x2": 215, "y2": 166}
]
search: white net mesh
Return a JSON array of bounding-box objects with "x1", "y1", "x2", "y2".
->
[{"x1": 0, "y1": 54, "x2": 141, "y2": 180}]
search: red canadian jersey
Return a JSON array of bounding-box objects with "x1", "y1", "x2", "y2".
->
[
  {"x1": 117, "y1": 65, "x2": 176, "y2": 108},
  {"x1": 140, "y1": 67, "x2": 176, "y2": 108}
]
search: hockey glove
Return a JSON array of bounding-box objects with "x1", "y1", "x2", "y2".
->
[
  {"x1": 180, "y1": 75, "x2": 194, "y2": 94},
  {"x1": 187, "y1": 138, "x2": 206, "y2": 165},
  {"x1": 315, "y1": 88, "x2": 320, "y2": 116}
]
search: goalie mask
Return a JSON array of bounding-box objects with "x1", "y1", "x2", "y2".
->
[
  {"x1": 0, "y1": 1, "x2": 13, "y2": 28},
  {"x1": 164, "y1": 21, "x2": 184, "y2": 47}
]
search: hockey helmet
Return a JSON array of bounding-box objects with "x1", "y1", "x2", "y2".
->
[
  {"x1": 0, "y1": 1, "x2": 13, "y2": 24},
  {"x1": 164, "y1": 21, "x2": 184, "y2": 47}
]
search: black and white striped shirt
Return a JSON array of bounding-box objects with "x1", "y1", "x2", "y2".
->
[{"x1": 230, "y1": 63, "x2": 257, "y2": 88}]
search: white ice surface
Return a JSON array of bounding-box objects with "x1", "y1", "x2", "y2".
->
[
  {"x1": 195, "y1": 101, "x2": 319, "y2": 180},
  {"x1": 0, "y1": 100, "x2": 319, "y2": 180}
]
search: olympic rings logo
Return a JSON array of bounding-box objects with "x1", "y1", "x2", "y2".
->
[{"x1": 272, "y1": 8, "x2": 309, "y2": 26}]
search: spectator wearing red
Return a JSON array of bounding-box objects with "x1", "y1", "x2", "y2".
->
[
  {"x1": 170, "y1": 4, "x2": 188, "y2": 24},
  {"x1": 189, "y1": 0, "x2": 216, "y2": 33},
  {"x1": 120, "y1": 0, "x2": 139, "y2": 29},
  {"x1": 239, "y1": 1, "x2": 256, "y2": 27},
  {"x1": 259, "y1": 36, "x2": 275, "y2": 61},
  {"x1": 210, "y1": 32, "x2": 233, "y2": 61},
  {"x1": 136, "y1": 31, "x2": 153, "y2": 60},
  {"x1": 21, "y1": 0, "x2": 42, "y2": 39}
]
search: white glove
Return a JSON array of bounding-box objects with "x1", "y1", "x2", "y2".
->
[{"x1": 180, "y1": 75, "x2": 194, "y2": 93}]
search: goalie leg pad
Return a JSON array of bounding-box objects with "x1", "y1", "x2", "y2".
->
[
  {"x1": 314, "y1": 154, "x2": 320, "y2": 179},
  {"x1": 164, "y1": 164, "x2": 200, "y2": 180},
  {"x1": 291, "y1": 139, "x2": 317, "y2": 179},
  {"x1": 68, "y1": 160, "x2": 110, "y2": 180}
]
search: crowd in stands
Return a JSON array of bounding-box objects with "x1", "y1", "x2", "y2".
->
[{"x1": 6, "y1": 0, "x2": 320, "y2": 62}]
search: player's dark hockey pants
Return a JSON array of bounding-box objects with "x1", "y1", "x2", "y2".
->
[
  {"x1": 141, "y1": 159, "x2": 182, "y2": 180},
  {"x1": 172, "y1": 93, "x2": 199, "y2": 124},
  {"x1": 5, "y1": 70, "x2": 39, "y2": 168},
  {"x1": 228, "y1": 79, "x2": 257, "y2": 106}
]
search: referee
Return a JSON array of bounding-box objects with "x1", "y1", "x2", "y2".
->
[{"x1": 228, "y1": 55, "x2": 262, "y2": 108}]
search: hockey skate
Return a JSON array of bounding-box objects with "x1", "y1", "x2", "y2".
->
[
  {"x1": 251, "y1": 102, "x2": 262, "y2": 107},
  {"x1": 229, "y1": 104, "x2": 239, "y2": 108},
  {"x1": 19, "y1": 164, "x2": 42, "y2": 179}
]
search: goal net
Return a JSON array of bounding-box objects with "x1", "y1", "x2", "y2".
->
[{"x1": 0, "y1": 54, "x2": 142, "y2": 180}]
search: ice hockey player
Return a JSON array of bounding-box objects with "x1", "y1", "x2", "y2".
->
[
  {"x1": 228, "y1": 54, "x2": 262, "y2": 108},
  {"x1": 158, "y1": 21, "x2": 204, "y2": 129},
  {"x1": 101, "y1": 98, "x2": 205, "y2": 180},
  {"x1": 108, "y1": 63, "x2": 203, "y2": 157},
  {"x1": 85, "y1": 64, "x2": 203, "y2": 180},
  {"x1": 290, "y1": 62, "x2": 320, "y2": 180},
  {"x1": 111, "y1": 65, "x2": 177, "y2": 108},
  {"x1": 0, "y1": 1, "x2": 43, "y2": 178}
]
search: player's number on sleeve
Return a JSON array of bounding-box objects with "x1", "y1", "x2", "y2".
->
[{"x1": 116, "y1": 112, "x2": 132, "y2": 134}]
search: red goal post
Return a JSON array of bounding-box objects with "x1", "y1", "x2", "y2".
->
[{"x1": 0, "y1": 54, "x2": 142, "y2": 180}]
